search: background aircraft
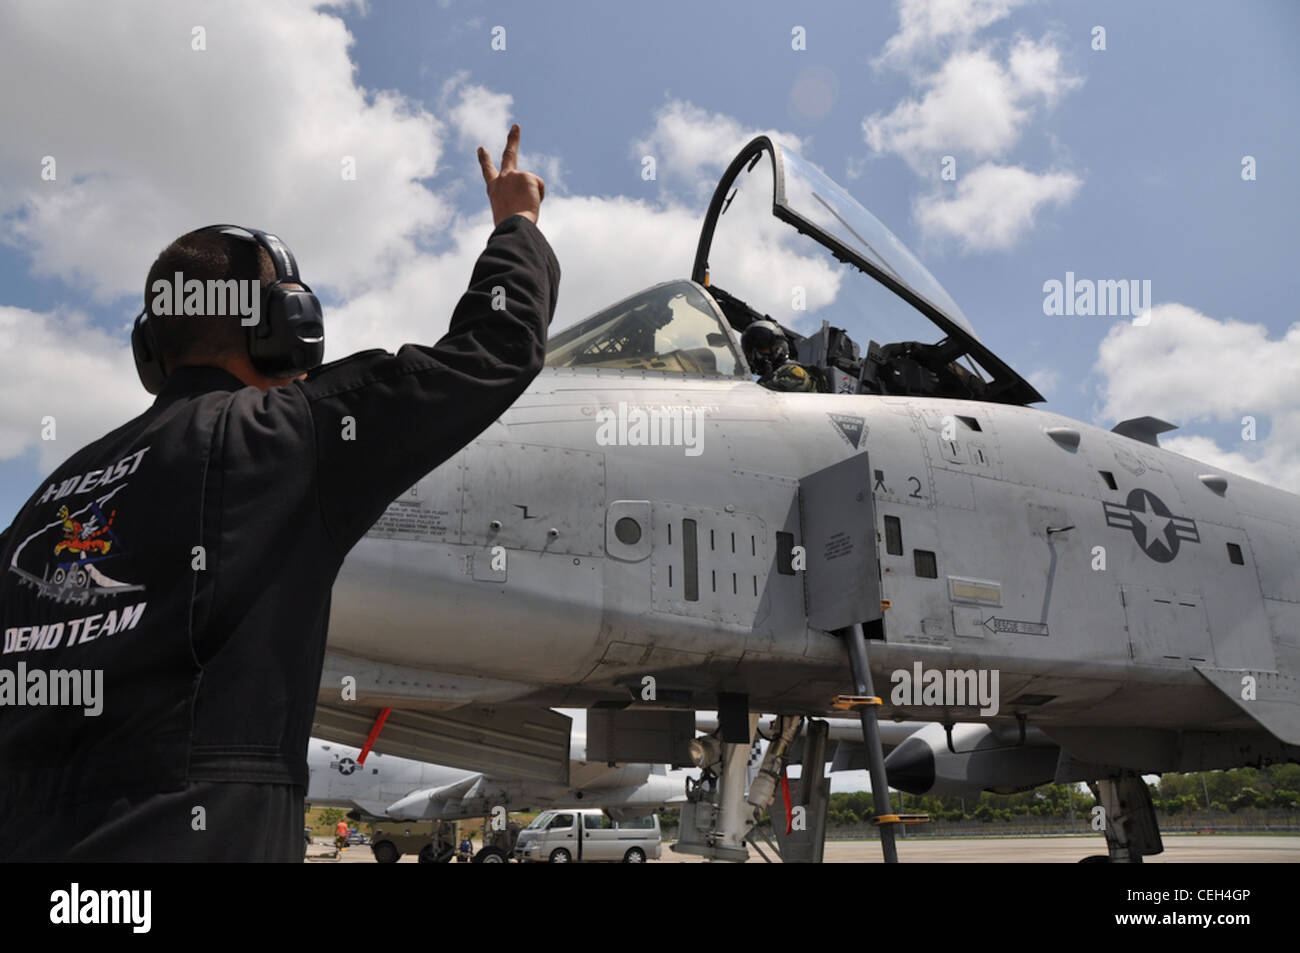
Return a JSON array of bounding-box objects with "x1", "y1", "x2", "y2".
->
[{"x1": 306, "y1": 735, "x2": 691, "y2": 823}]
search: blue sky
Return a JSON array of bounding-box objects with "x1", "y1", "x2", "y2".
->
[{"x1": 1, "y1": 0, "x2": 1298, "y2": 525}]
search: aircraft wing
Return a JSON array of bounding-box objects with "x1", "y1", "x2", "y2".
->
[
  {"x1": 1196, "y1": 666, "x2": 1300, "y2": 745},
  {"x1": 312, "y1": 696, "x2": 572, "y2": 785}
]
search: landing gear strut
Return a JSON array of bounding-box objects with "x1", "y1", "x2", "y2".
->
[
  {"x1": 673, "y1": 712, "x2": 759, "y2": 861},
  {"x1": 1084, "y1": 773, "x2": 1163, "y2": 863},
  {"x1": 771, "y1": 718, "x2": 830, "y2": 863}
]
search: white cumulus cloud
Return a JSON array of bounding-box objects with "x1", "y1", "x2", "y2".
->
[
  {"x1": 0, "y1": 306, "x2": 151, "y2": 471},
  {"x1": 633, "y1": 100, "x2": 804, "y2": 201},
  {"x1": 0, "y1": 0, "x2": 447, "y2": 304},
  {"x1": 865, "y1": 41, "x2": 1078, "y2": 173},
  {"x1": 864, "y1": 1, "x2": 1083, "y2": 252},
  {"x1": 1093, "y1": 302, "x2": 1300, "y2": 492},
  {"x1": 915, "y1": 163, "x2": 1081, "y2": 250},
  {"x1": 877, "y1": 0, "x2": 1033, "y2": 65}
]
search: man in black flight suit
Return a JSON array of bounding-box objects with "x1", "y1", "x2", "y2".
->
[{"x1": 0, "y1": 125, "x2": 559, "y2": 861}]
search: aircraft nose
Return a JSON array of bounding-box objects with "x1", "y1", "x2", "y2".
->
[{"x1": 884, "y1": 736, "x2": 935, "y2": 796}]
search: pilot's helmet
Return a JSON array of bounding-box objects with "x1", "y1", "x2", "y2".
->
[{"x1": 740, "y1": 320, "x2": 790, "y2": 376}]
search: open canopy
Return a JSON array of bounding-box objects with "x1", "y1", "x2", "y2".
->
[{"x1": 692, "y1": 137, "x2": 1042, "y2": 405}]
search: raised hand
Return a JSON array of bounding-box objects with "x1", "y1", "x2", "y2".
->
[{"x1": 477, "y1": 124, "x2": 547, "y2": 226}]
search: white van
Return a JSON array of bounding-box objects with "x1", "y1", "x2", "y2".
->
[{"x1": 513, "y1": 808, "x2": 661, "y2": 863}]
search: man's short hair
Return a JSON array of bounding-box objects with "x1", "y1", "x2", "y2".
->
[{"x1": 144, "y1": 228, "x2": 277, "y2": 366}]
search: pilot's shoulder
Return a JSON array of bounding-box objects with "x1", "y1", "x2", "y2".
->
[{"x1": 775, "y1": 363, "x2": 809, "y2": 383}]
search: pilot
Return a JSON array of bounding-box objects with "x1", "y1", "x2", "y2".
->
[
  {"x1": 0, "y1": 126, "x2": 559, "y2": 861},
  {"x1": 741, "y1": 319, "x2": 824, "y2": 393}
]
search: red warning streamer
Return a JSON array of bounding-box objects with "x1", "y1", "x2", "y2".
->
[{"x1": 357, "y1": 706, "x2": 392, "y2": 765}]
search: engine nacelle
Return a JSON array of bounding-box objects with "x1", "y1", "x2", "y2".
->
[{"x1": 884, "y1": 723, "x2": 1060, "y2": 797}]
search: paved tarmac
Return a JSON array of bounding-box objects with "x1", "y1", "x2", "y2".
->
[{"x1": 309, "y1": 834, "x2": 1300, "y2": 863}]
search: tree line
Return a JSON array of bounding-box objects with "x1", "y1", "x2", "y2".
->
[{"x1": 822, "y1": 764, "x2": 1300, "y2": 825}]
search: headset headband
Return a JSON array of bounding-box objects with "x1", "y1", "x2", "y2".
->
[{"x1": 195, "y1": 224, "x2": 300, "y2": 285}]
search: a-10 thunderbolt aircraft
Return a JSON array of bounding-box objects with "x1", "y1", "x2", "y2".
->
[{"x1": 313, "y1": 136, "x2": 1300, "y2": 863}]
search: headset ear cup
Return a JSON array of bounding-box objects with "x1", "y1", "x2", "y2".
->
[
  {"x1": 131, "y1": 312, "x2": 166, "y2": 395},
  {"x1": 247, "y1": 286, "x2": 324, "y2": 378}
]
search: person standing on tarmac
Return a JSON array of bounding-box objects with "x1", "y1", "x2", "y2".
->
[
  {"x1": 740, "y1": 319, "x2": 824, "y2": 392},
  {"x1": 0, "y1": 125, "x2": 559, "y2": 862}
]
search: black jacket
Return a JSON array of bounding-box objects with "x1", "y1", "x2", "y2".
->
[{"x1": 0, "y1": 215, "x2": 559, "y2": 829}]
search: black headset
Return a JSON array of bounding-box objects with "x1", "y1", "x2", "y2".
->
[{"x1": 131, "y1": 224, "x2": 325, "y2": 394}]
